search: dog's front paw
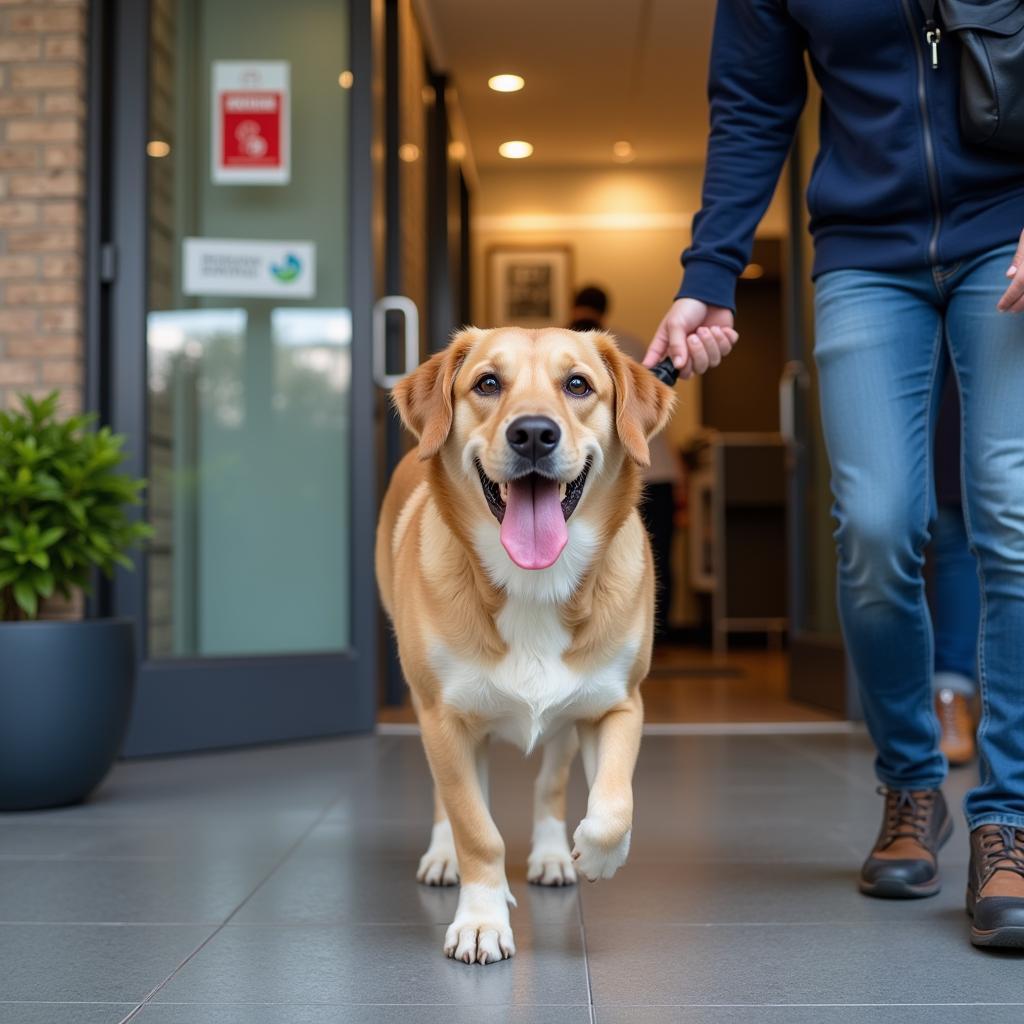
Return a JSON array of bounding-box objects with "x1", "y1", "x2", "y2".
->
[
  {"x1": 443, "y1": 883, "x2": 516, "y2": 965},
  {"x1": 571, "y1": 816, "x2": 631, "y2": 881},
  {"x1": 417, "y1": 820, "x2": 459, "y2": 886},
  {"x1": 528, "y1": 815, "x2": 577, "y2": 886}
]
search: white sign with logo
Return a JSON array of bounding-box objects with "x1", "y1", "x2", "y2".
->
[
  {"x1": 211, "y1": 60, "x2": 290, "y2": 185},
  {"x1": 182, "y1": 238, "x2": 316, "y2": 299}
]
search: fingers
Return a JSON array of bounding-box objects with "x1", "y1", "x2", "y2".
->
[
  {"x1": 642, "y1": 328, "x2": 668, "y2": 368},
  {"x1": 686, "y1": 326, "x2": 739, "y2": 375},
  {"x1": 997, "y1": 231, "x2": 1024, "y2": 312},
  {"x1": 998, "y1": 272, "x2": 1024, "y2": 312},
  {"x1": 667, "y1": 319, "x2": 691, "y2": 373}
]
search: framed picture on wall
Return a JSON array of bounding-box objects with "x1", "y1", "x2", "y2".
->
[{"x1": 486, "y1": 245, "x2": 574, "y2": 328}]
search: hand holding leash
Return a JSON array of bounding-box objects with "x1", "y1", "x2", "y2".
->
[{"x1": 643, "y1": 298, "x2": 738, "y2": 379}]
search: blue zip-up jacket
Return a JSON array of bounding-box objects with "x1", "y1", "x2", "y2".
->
[{"x1": 678, "y1": 0, "x2": 1024, "y2": 310}]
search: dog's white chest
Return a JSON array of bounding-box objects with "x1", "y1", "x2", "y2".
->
[{"x1": 430, "y1": 595, "x2": 634, "y2": 751}]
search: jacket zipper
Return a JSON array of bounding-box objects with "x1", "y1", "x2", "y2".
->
[{"x1": 901, "y1": 0, "x2": 943, "y2": 265}]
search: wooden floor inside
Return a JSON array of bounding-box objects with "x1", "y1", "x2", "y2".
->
[{"x1": 378, "y1": 647, "x2": 839, "y2": 725}]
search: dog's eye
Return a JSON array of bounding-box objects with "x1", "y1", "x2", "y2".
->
[
  {"x1": 564, "y1": 375, "x2": 592, "y2": 398},
  {"x1": 474, "y1": 374, "x2": 501, "y2": 396}
]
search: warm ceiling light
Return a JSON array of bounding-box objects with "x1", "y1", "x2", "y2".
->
[
  {"x1": 612, "y1": 140, "x2": 634, "y2": 161},
  {"x1": 448, "y1": 140, "x2": 467, "y2": 160},
  {"x1": 398, "y1": 143, "x2": 420, "y2": 163},
  {"x1": 741, "y1": 263, "x2": 765, "y2": 279},
  {"x1": 488, "y1": 74, "x2": 525, "y2": 93},
  {"x1": 498, "y1": 140, "x2": 533, "y2": 159},
  {"x1": 338, "y1": 70, "x2": 354, "y2": 89},
  {"x1": 146, "y1": 139, "x2": 170, "y2": 158}
]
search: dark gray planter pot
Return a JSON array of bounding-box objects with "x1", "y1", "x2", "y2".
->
[{"x1": 0, "y1": 619, "x2": 135, "y2": 811}]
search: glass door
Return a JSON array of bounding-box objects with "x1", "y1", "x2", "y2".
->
[{"x1": 96, "y1": 0, "x2": 378, "y2": 754}]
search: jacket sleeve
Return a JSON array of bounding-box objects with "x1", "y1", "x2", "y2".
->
[{"x1": 677, "y1": 0, "x2": 808, "y2": 310}]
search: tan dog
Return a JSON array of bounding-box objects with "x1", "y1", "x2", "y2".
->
[{"x1": 376, "y1": 326, "x2": 674, "y2": 965}]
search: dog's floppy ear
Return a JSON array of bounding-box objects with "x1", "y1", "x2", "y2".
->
[
  {"x1": 392, "y1": 328, "x2": 480, "y2": 460},
  {"x1": 595, "y1": 333, "x2": 676, "y2": 467}
]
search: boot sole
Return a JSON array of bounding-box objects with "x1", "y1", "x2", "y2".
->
[
  {"x1": 858, "y1": 817, "x2": 953, "y2": 900},
  {"x1": 858, "y1": 875, "x2": 942, "y2": 899},
  {"x1": 966, "y1": 887, "x2": 1024, "y2": 949},
  {"x1": 969, "y1": 925, "x2": 1024, "y2": 949}
]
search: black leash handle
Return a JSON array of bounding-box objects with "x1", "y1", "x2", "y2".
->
[{"x1": 649, "y1": 357, "x2": 680, "y2": 387}]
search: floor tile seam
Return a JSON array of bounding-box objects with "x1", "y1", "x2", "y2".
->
[
  {"x1": 564, "y1": 919, "x2": 969, "y2": 928},
  {"x1": 588, "y1": 1004, "x2": 1024, "y2": 1009},
  {"x1": 0, "y1": 920, "x2": 228, "y2": 927},
  {"x1": 139, "y1": 1000, "x2": 595, "y2": 1007},
  {"x1": 0, "y1": 1002, "x2": 137, "y2": 1006},
  {"x1": 0, "y1": 855, "x2": 182, "y2": 863}
]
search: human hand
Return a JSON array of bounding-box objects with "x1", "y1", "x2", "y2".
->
[
  {"x1": 643, "y1": 299, "x2": 738, "y2": 380},
  {"x1": 997, "y1": 228, "x2": 1024, "y2": 313}
]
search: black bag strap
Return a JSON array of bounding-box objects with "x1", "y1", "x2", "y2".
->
[{"x1": 918, "y1": 0, "x2": 939, "y2": 23}]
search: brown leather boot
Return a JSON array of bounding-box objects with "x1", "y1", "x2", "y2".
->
[
  {"x1": 967, "y1": 825, "x2": 1024, "y2": 948},
  {"x1": 859, "y1": 787, "x2": 952, "y2": 899},
  {"x1": 935, "y1": 688, "x2": 976, "y2": 767}
]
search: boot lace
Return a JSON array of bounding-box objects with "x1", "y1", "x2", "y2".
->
[
  {"x1": 876, "y1": 786, "x2": 936, "y2": 848},
  {"x1": 977, "y1": 825, "x2": 1024, "y2": 884}
]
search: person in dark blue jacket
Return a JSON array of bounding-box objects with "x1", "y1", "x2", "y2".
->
[{"x1": 643, "y1": 0, "x2": 1024, "y2": 948}]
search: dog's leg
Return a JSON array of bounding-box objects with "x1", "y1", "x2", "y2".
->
[
  {"x1": 419, "y1": 708, "x2": 514, "y2": 964},
  {"x1": 572, "y1": 690, "x2": 643, "y2": 882},
  {"x1": 417, "y1": 787, "x2": 459, "y2": 886},
  {"x1": 528, "y1": 725, "x2": 579, "y2": 886},
  {"x1": 417, "y1": 736, "x2": 490, "y2": 886}
]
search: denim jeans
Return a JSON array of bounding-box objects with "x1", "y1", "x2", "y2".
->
[
  {"x1": 930, "y1": 503, "x2": 980, "y2": 694},
  {"x1": 815, "y1": 244, "x2": 1024, "y2": 830}
]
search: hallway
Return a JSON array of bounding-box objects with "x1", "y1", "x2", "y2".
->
[{"x1": 0, "y1": 730, "x2": 1018, "y2": 1022}]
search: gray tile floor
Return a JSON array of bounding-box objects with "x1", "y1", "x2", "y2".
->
[{"x1": 0, "y1": 729, "x2": 1020, "y2": 1023}]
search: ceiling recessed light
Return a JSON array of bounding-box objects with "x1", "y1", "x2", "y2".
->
[
  {"x1": 338, "y1": 70, "x2": 354, "y2": 89},
  {"x1": 741, "y1": 263, "x2": 764, "y2": 279},
  {"x1": 448, "y1": 140, "x2": 467, "y2": 160},
  {"x1": 612, "y1": 140, "x2": 634, "y2": 161},
  {"x1": 147, "y1": 139, "x2": 170, "y2": 158},
  {"x1": 488, "y1": 74, "x2": 525, "y2": 93},
  {"x1": 398, "y1": 143, "x2": 420, "y2": 163},
  {"x1": 499, "y1": 140, "x2": 533, "y2": 160}
]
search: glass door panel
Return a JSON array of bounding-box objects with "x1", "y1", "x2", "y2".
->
[{"x1": 146, "y1": 0, "x2": 352, "y2": 659}]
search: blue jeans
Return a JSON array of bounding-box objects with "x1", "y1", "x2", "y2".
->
[
  {"x1": 815, "y1": 244, "x2": 1024, "y2": 830},
  {"x1": 930, "y1": 503, "x2": 980, "y2": 693}
]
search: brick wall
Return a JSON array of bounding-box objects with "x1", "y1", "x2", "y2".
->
[{"x1": 0, "y1": 0, "x2": 88, "y2": 416}]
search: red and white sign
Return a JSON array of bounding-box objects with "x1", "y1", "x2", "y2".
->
[{"x1": 211, "y1": 61, "x2": 290, "y2": 185}]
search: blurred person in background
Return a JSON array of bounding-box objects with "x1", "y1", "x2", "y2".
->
[
  {"x1": 570, "y1": 285, "x2": 683, "y2": 640},
  {"x1": 643, "y1": 0, "x2": 1024, "y2": 948}
]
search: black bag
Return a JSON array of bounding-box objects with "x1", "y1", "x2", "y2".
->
[{"x1": 920, "y1": 0, "x2": 1024, "y2": 153}]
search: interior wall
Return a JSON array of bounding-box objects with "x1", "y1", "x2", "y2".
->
[{"x1": 471, "y1": 163, "x2": 788, "y2": 445}]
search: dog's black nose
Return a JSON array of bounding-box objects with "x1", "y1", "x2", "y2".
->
[{"x1": 506, "y1": 415, "x2": 561, "y2": 463}]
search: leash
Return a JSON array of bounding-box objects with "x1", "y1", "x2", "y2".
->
[{"x1": 649, "y1": 357, "x2": 680, "y2": 387}]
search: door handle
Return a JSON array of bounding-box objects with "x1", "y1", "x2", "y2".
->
[
  {"x1": 372, "y1": 295, "x2": 419, "y2": 389},
  {"x1": 778, "y1": 360, "x2": 809, "y2": 446}
]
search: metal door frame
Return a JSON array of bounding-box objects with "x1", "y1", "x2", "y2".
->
[
  {"x1": 781, "y1": 132, "x2": 854, "y2": 717},
  {"x1": 86, "y1": 0, "x2": 378, "y2": 755}
]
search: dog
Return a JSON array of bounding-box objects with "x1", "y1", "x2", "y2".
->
[{"x1": 376, "y1": 326, "x2": 674, "y2": 964}]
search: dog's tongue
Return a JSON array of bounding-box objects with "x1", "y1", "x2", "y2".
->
[{"x1": 500, "y1": 475, "x2": 567, "y2": 570}]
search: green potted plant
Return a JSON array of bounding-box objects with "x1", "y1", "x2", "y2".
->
[{"x1": 0, "y1": 392, "x2": 151, "y2": 811}]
